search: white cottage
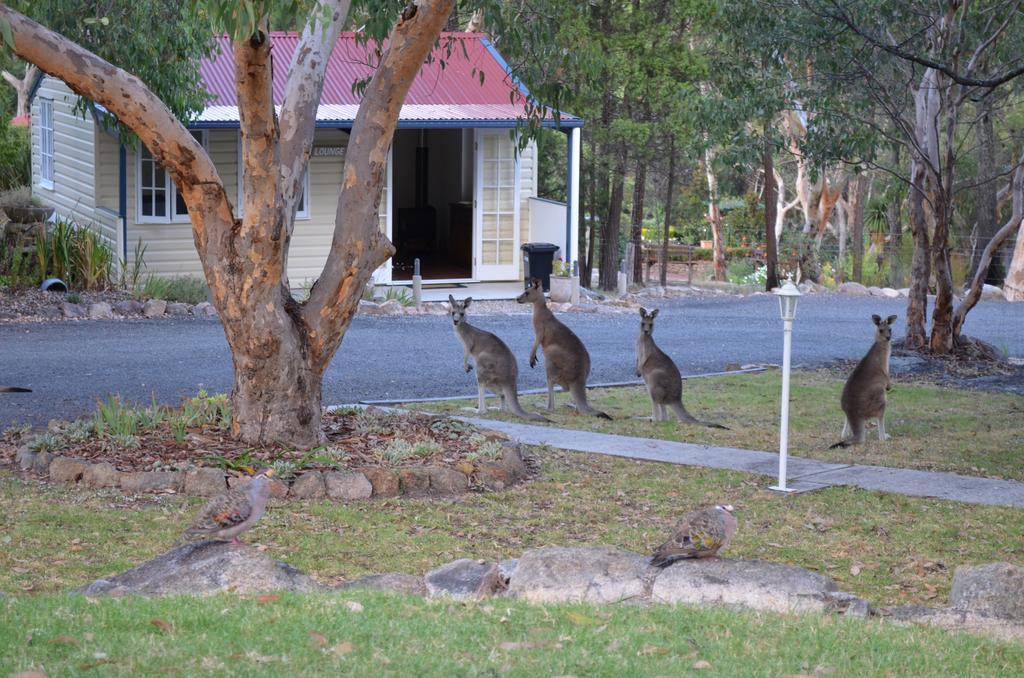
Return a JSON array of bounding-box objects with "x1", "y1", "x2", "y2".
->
[{"x1": 29, "y1": 32, "x2": 582, "y2": 296}]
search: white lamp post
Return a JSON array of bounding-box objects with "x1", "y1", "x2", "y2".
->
[{"x1": 771, "y1": 278, "x2": 802, "y2": 493}]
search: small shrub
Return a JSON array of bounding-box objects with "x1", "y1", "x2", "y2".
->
[
  {"x1": 475, "y1": 440, "x2": 504, "y2": 459},
  {"x1": 0, "y1": 186, "x2": 39, "y2": 209},
  {"x1": 28, "y1": 432, "x2": 64, "y2": 453},
  {"x1": 0, "y1": 232, "x2": 36, "y2": 290},
  {"x1": 0, "y1": 121, "x2": 30, "y2": 191},
  {"x1": 376, "y1": 439, "x2": 417, "y2": 464},
  {"x1": 63, "y1": 420, "x2": 94, "y2": 443},
  {"x1": 108, "y1": 433, "x2": 140, "y2": 450},
  {"x1": 170, "y1": 417, "x2": 188, "y2": 443},
  {"x1": 180, "y1": 391, "x2": 231, "y2": 429},
  {"x1": 33, "y1": 217, "x2": 116, "y2": 290},
  {"x1": 726, "y1": 260, "x2": 756, "y2": 285},
  {"x1": 383, "y1": 287, "x2": 414, "y2": 306},
  {"x1": 93, "y1": 394, "x2": 140, "y2": 437},
  {"x1": 270, "y1": 459, "x2": 300, "y2": 480},
  {"x1": 66, "y1": 292, "x2": 82, "y2": 304},
  {"x1": 137, "y1": 275, "x2": 208, "y2": 304},
  {"x1": 119, "y1": 239, "x2": 147, "y2": 293}
]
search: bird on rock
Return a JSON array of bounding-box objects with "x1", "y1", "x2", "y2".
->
[
  {"x1": 174, "y1": 468, "x2": 276, "y2": 547},
  {"x1": 650, "y1": 504, "x2": 737, "y2": 567}
]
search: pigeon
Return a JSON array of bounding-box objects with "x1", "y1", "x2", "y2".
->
[
  {"x1": 174, "y1": 468, "x2": 276, "y2": 547},
  {"x1": 650, "y1": 504, "x2": 737, "y2": 567}
]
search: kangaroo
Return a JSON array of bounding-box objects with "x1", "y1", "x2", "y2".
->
[
  {"x1": 636, "y1": 308, "x2": 728, "y2": 429},
  {"x1": 830, "y1": 314, "x2": 898, "y2": 448},
  {"x1": 448, "y1": 295, "x2": 549, "y2": 422},
  {"x1": 516, "y1": 278, "x2": 611, "y2": 419}
]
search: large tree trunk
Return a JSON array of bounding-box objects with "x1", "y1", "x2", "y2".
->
[
  {"x1": 928, "y1": 190, "x2": 956, "y2": 353},
  {"x1": 836, "y1": 197, "x2": 848, "y2": 284},
  {"x1": 630, "y1": 157, "x2": 647, "y2": 284},
  {"x1": 905, "y1": 158, "x2": 931, "y2": 349},
  {"x1": 660, "y1": 135, "x2": 676, "y2": 288},
  {"x1": 800, "y1": 174, "x2": 844, "y2": 282},
  {"x1": 886, "y1": 199, "x2": 903, "y2": 287},
  {"x1": 704, "y1": 147, "x2": 726, "y2": 281},
  {"x1": 1, "y1": 63, "x2": 37, "y2": 119},
  {"x1": 599, "y1": 144, "x2": 628, "y2": 290},
  {"x1": 1, "y1": 1, "x2": 451, "y2": 447},
  {"x1": 848, "y1": 175, "x2": 869, "y2": 283},
  {"x1": 1005, "y1": 220, "x2": 1024, "y2": 300},
  {"x1": 763, "y1": 137, "x2": 780, "y2": 290},
  {"x1": 969, "y1": 94, "x2": 1002, "y2": 285}
]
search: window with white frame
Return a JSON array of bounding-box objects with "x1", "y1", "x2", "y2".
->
[
  {"x1": 38, "y1": 99, "x2": 54, "y2": 189},
  {"x1": 235, "y1": 131, "x2": 310, "y2": 220},
  {"x1": 137, "y1": 130, "x2": 207, "y2": 223}
]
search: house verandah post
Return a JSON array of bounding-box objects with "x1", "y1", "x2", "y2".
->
[{"x1": 567, "y1": 126, "x2": 581, "y2": 271}]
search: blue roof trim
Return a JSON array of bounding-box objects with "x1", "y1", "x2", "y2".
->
[
  {"x1": 26, "y1": 69, "x2": 46, "y2": 105},
  {"x1": 189, "y1": 117, "x2": 584, "y2": 131},
  {"x1": 478, "y1": 37, "x2": 583, "y2": 129}
]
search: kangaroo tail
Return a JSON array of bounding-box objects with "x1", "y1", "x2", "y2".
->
[
  {"x1": 0, "y1": 386, "x2": 31, "y2": 393},
  {"x1": 669, "y1": 402, "x2": 726, "y2": 429},
  {"x1": 570, "y1": 382, "x2": 612, "y2": 420},
  {"x1": 505, "y1": 387, "x2": 551, "y2": 423}
]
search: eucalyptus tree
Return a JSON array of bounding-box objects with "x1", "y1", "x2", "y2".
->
[{"x1": 2, "y1": 0, "x2": 558, "y2": 447}]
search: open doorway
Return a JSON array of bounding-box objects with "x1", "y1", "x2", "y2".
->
[{"x1": 391, "y1": 129, "x2": 474, "y2": 281}]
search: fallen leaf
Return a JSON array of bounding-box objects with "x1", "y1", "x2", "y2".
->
[
  {"x1": 850, "y1": 565, "x2": 861, "y2": 577},
  {"x1": 309, "y1": 631, "x2": 327, "y2": 647},
  {"x1": 332, "y1": 641, "x2": 354, "y2": 655},
  {"x1": 498, "y1": 641, "x2": 540, "y2": 651},
  {"x1": 10, "y1": 672, "x2": 46, "y2": 678},
  {"x1": 53, "y1": 635, "x2": 77, "y2": 645},
  {"x1": 693, "y1": 660, "x2": 712, "y2": 670},
  {"x1": 150, "y1": 619, "x2": 173, "y2": 633},
  {"x1": 566, "y1": 611, "x2": 602, "y2": 626},
  {"x1": 83, "y1": 633, "x2": 94, "y2": 642},
  {"x1": 256, "y1": 594, "x2": 280, "y2": 604},
  {"x1": 638, "y1": 644, "x2": 668, "y2": 656},
  {"x1": 345, "y1": 600, "x2": 364, "y2": 613}
]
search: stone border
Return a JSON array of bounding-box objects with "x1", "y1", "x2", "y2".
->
[{"x1": 11, "y1": 441, "x2": 530, "y2": 501}]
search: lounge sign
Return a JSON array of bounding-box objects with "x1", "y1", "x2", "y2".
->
[{"x1": 313, "y1": 146, "x2": 346, "y2": 157}]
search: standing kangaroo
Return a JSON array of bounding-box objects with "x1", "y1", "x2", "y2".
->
[
  {"x1": 636, "y1": 308, "x2": 727, "y2": 429},
  {"x1": 830, "y1": 314, "x2": 898, "y2": 448},
  {"x1": 448, "y1": 295, "x2": 548, "y2": 422},
  {"x1": 516, "y1": 278, "x2": 611, "y2": 419}
]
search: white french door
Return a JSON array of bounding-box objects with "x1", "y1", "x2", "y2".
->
[
  {"x1": 474, "y1": 130, "x2": 520, "y2": 280},
  {"x1": 372, "y1": 145, "x2": 394, "y2": 284}
]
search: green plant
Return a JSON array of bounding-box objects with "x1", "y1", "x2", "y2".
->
[
  {"x1": 202, "y1": 451, "x2": 256, "y2": 473},
  {"x1": 180, "y1": 391, "x2": 231, "y2": 429},
  {"x1": 66, "y1": 292, "x2": 82, "y2": 304},
  {"x1": 137, "y1": 275, "x2": 208, "y2": 304},
  {"x1": 74, "y1": 227, "x2": 115, "y2": 290},
  {"x1": 28, "y1": 432, "x2": 64, "y2": 453},
  {"x1": 108, "y1": 433, "x2": 140, "y2": 450},
  {"x1": 383, "y1": 286, "x2": 414, "y2": 306},
  {"x1": 32, "y1": 217, "x2": 116, "y2": 290},
  {"x1": 0, "y1": 120, "x2": 30, "y2": 191},
  {"x1": 63, "y1": 420, "x2": 95, "y2": 443},
  {"x1": 170, "y1": 417, "x2": 188, "y2": 443},
  {"x1": 726, "y1": 259, "x2": 756, "y2": 285},
  {"x1": 119, "y1": 239, "x2": 147, "y2": 292},
  {"x1": 92, "y1": 394, "x2": 140, "y2": 437},
  {"x1": 0, "y1": 232, "x2": 36, "y2": 290},
  {"x1": 269, "y1": 458, "x2": 300, "y2": 480},
  {"x1": 0, "y1": 186, "x2": 39, "y2": 210}
]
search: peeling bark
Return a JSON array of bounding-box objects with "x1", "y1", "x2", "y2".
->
[
  {"x1": 848, "y1": 175, "x2": 869, "y2": 283},
  {"x1": 763, "y1": 138, "x2": 779, "y2": 290},
  {"x1": 2, "y1": 63, "x2": 37, "y2": 119},
  {"x1": 704, "y1": 147, "x2": 726, "y2": 282}
]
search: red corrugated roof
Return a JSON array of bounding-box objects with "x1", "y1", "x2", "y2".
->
[{"x1": 202, "y1": 32, "x2": 532, "y2": 108}]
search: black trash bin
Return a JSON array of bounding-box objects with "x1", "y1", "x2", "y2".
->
[{"x1": 521, "y1": 242, "x2": 560, "y2": 292}]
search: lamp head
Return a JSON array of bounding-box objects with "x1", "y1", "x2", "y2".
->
[{"x1": 774, "y1": 279, "x2": 801, "y2": 321}]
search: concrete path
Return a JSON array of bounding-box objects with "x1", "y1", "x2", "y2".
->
[{"x1": 455, "y1": 417, "x2": 1024, "y2": 509}]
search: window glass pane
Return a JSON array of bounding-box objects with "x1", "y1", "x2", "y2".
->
[{"x1": 176, "y1": 191, "x2": 189, "y2": 217}]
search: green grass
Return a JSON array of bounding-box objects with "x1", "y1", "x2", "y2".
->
[
  {"x1": 3, "y1": 446, "x2": 1022, "y2": 607},
  {"x1": 3, "y1": 592, "x2": 1022, "y2": 676},
  {"x1": 136, "y1": 275, "x2": 209, "y2": 304},
  {"x1": 406, "y1": 370, "x2": 1024, "y2": 481}
]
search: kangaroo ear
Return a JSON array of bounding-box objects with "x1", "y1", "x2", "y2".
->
[
  {"x1": 639, "y1": 307, "x2": 648, "y2": 317},
  {"x1": 650, "y1": 309, "x2": 659, "y2": 319},
  {"x1": 533, "y1": 277, "x2": 542, "y2": 289},
  {"x1": 872, "y1": 314, "x2": 882, "y2": 325},
  {"x1": 886, "y1": 314, "x2": 898, "y2": 325},
  {"x1": 464, "y1": 297, "x2": 472, "y2": 307}
]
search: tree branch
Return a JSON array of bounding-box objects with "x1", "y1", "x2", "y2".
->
[{"x1": 304, "y1": 0, "x2": 456, "y2": 362}]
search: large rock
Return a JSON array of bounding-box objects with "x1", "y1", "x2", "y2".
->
[
  {"x1": 48, "y1": 456, "x2": 88, "y2": 484},
  {"x1": 838, "y1": 281, "x2": 869, "y2": 296},
  {"x1": 193, "y1": 301, "x2": 217, "y2": 317},
  {"x1": 112, "y1": 299, "x2": 144, "y2": 316},
  {"x1": 378, "y1": 299, "x2": 404, "y2": 314},
  {"x1": 15, "y1": 445, "x2": 35, "y2": 471},
  {"x1": 949, "y1": 563, "x2": 1024, "y2": 621},
  {"x1": 426, "y1": 466, "x2": 468, "y2": 494},
  {"x1": 398, "y1": 467, "x2": 432, "y2": 496},
  {"x1": 120, "y1": 471, "x2": 183, "y2": 493},
  {"x1": 142, "y1": 299, "x2": 167, "y2": 317},
  {"x1": 166, "y1": 302, "x2": 190, "y2": 316},
  {"x1": 981, "y1": 284, "x2": 1005, "y2": 301},
  {"x1": 425, "y1": 559, "x2": 503, "y2": 599},
  {"x1": 499, "y1": 443, "x2": 528, "y2": 479},
  {"x1": 82, "y1": 461, "x2": 122, "y2": 488},
  {"x1": 867, "y1": 286, "x2": 884, "y2": 296},
  {"x1": 324, "y1": 471, "x2": 373, "y2": 500},
  {"x1": 31, "y1": 451, "x2": 53, "y2": 474},
  {"x1": 291, "y1": 471, "x2": 326, "y2": 500},
  {"x1": 345, "y1": 572, "x2": 426, "y2": 596},
  {"x1": 507, "y1": 546, "x2": 648, "y2": 604},
  {"x1": 361, "y1": 467, "x2": 399, "y2": 497},
  {"x1": 880, "y1": 287, "x2": 901, "y2": 299},
  {"x1": 884, "y1": 605, "x2": 1024, "y2": 643},
  {"x1": 60, "y1": 302, "x2": 86, "y2": 318},
  {"x1": 88, "y1": 302, "x2": 114, "y2": 319},
  {"x1": 74, "y1": 541, "x2": 326, "y2": 596},
  {"x1": 184, "y1": 468, "x2": 227, "y2": 497},
  {"x1": 650, "y1": 558, "x2": 857, "y2": 615}
]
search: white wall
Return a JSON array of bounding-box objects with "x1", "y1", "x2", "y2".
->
[{"x1": 528, "y1": 196, "x2": 567, "y2": 258}]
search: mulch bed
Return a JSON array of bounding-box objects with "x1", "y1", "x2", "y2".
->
[{"x1": 0, "y1": 286, "x2": 134, "y2": 321}]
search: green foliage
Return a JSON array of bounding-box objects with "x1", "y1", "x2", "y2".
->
[
  {"x1": 136, "y1": 275, "x2": 209, "y2": 304},
  {"x1": 382, "y1": 286, "x2": 413, "y2": 306},
  {"x1": 92, "y1": 395, "x2": 139, "y2": 438},
  {"x1": 119, "y1": 240, "x2": 147, "y2": 293},
  {"x1": 28, "y1": 432, "x2": 63, "y2": 453},
  {"x1": 180, "y1": 390, "x2": 231, "y2": 430},
  {"x1": 0, "y1": 231, "x2": 35, "y2": 290},
  {"x1": 30, "y1": 217, "x2": 115, "y2": 290},
  {"x1": 0, "y1": 118, "x2": 29, "y2": 190}
]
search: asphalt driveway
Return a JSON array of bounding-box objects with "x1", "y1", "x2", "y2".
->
[{"x1": 1, "y1": 294, "x2": 1021, "y2": 428}]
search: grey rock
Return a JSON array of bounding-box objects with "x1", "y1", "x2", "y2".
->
[
  {"x1": 474, "y1": 462, "x2": 510, "y2": 490},
  {"x1": 651, "y1": 557, "x2": 851, "y2": 615},
  {"x1": 981, "y1": 284, "x2": 1005, "y2": 301},
  {"x1": 498, "y1": 559, "x2": 518, "y2": 583},
  {"x1": 360, "y1": 467, "x2": 400, "y2": 497},
  {"x1": 184, "y1": 467, "x2": 227, "y2": 497},
  {"x1": 38, "y1": 306, "x2": 61, "y2": 319},
  {"x1": 427, "y1": 465, "x2": 468, "y2": 494},
  {"x1": 950, "y1": 563, "x2": 1024, "y2": 621},
  {"x1": 15, "y1": 445, "x2": 36, "y2": 471},
  {"x1": 142, "y1": 299, "x2": 167, "y2": 317},
  {"x1": 48, "y1": 456, "x2": 88, "y2": 484},
  {"x1": 880, "y1": 287, "x2": 901, "y2": 299},
  {"x1": 290, "y1": 471, "x2": 326, "y2": 500},
  {"x1": 867, "y1": 286, "x2": 884, "y2": 296},
  {"x1": 499, "y1": 443, "x2": 528, "y2": 479},
  {"x1": 883, "y1": 605, "x2": 1024, "y2": 644},
  {"x1": 896, "y1": 288, "x2": 910, "y2": 297},
  {"x1": 838, "y1": 281, "x2": 869, "y2": 296},
  {"x1": 425, "y1": 559, "x2": 503, "y2": 599},
  {"x1": 345, "y1": 572, "x2": 427, "y2": 596},
  {"x1": 87, "y1": 302, "x2": 114, "y2": 319},
  {"x1": 507, "y1": 546, "x2": 648, "y2": 604},
  {"x1": 378, "y1": 299, "x2": 404, "y2": 314},
  {"x1": 112, "y1": 300, "x2": 144, "y2": 316},
  {"x1": 120, "y1": 471, "x2": 183, "y2": 493},
  {"x1": 358, "y1": 300, "x2": 381, "y2": 315},
  {"x1": 31, "y1": 451, "x2": 53, "y2": 474},
  {"x1": 60, "y1": 302, "x2": 86, "y2": 318},
  {"x1": 193, "y1": 301, "x2": 217, "y2": 317},
  {"x1": 324, "y1": 471, "x2": 373, "y2": 500},
  {"x1": 398, "y1": 467, "x2": 432, "y2": 496},
  {"x1": 166, "y1": 302, "x2": 190, "y2": 316},
  {"x1": 74, "y1": 541, "x2": 326, "y2": 596},
  {"x1": 82, "y1": 461, "x2": 122, "y2": 488}
]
